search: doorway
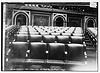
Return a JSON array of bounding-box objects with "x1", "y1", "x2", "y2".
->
[
  {"x1": 16, "y1": 14, "x2": 26, "y2": 26},
  {"x1": 55, "y1": 17, "x2": 64, "y2": 27},
  {"x1": 87, "y1": 19, "x2": 94, "y2": 27}
]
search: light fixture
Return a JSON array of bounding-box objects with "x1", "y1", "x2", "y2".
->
[
  {"x1": 32, "y1": 4, "x2": 35, "y2": 7},
  {"x1": 25, "y1": 4, "x2": 28, "y2": 6},
  {"x1": 36, "y1": 4, "x2": 38, "y2": 7}
]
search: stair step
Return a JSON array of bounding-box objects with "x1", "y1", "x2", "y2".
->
[
  {"x1": 85, "y1": 38, "x2": 90, "y2": 40},
  {"x1": 85, "y1": 39, "x2": 89, "y2": 41},
  {"x1": 86, "y1": 45, "x2": 95, "y2": 50},
  {"x1": 86, "y1": 51, "x2": 96, "y2": 57},
  {"x1": 86, "y1": 42, "x2": 92, "y2": 45},
  {"x1": 86, "y1": 47, "x2": 96, "y2": 51},
  {"x1": 85, "y1": 36, "x2": 89, "y2": 37},
  {"x1": 85, "y1": 40, "x2": 91, "y2": 43},
  {"x1": 86, "y1": 44, "x2": 93, "y2": 47},
  {"x1": 85, "y1": 42, "x2": 92, "y2": 44},
  {"x1": 85, "y1": 41, "x2": 90, "y2": 42}
]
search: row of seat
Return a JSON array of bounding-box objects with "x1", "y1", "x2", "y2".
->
[
  {"x1": 9, "y1": 42, "x2": 86, "y2": 63},
  {"x1": 32, "y1": 26, "x2": 83, "y2": 34},
  {"x1": 34, "y1": 26, "x2": 70, "y2": 33},
  {"x1": 14, "y1": 35, "x2": 85, "y2": 44},
  {"x1": 18, "y1": 31, "x2": 84, "y2": 36},
  {"x1": 14, "y1": 26, "x2": 84, "y2": 44},
  {"x1": 18, "y1": 26, "x2": 83, "y2": 36},
  {"x1": 5, "y1": 25, "x2": 83, "y2": 38},
  {"x1": 7, "y1": 26, "x2": 87, "y2": 66}
]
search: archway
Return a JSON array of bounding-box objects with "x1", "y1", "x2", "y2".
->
[
  {"x1": 16, "y1": 14, "x2": 26, "y2": 26},
  {"x1": 87, "y1": 19, "x2": 94, "y2": 27},
  {"x1": 56, "y1": 17, "x2": 64, "y2": 26},
  {"x1": 86, "y1": 18, "x2": 96, "y2": 28},
  {"x1": 13, "y1": 12, "x2": 29, "y2": 26},
  {"x1": 54, "y1": 15, "x2": 66, "y2": 27}
]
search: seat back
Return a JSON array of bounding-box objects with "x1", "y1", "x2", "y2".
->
[
  {"x1": 11, "y1": 42, "x2": 28, "y2": 58},
  {"x1": 67, "y1": 44, "x2": 85, "y2": 61},
  {"x1": 40, "y1": 32, "x2": 50, "y2": 35},
  {"x1": 30, "y1": 35, "x2": 42, "y2": 42},
  {"x1": 16, "y1": 34, "x2": 28, "y2": 42},
  {"x1": 74, "y1": 27, "x2": 83, "y2": 34},
  {"x1": 43, "y1": 35, "x2": 55, "y2": 43},
  {"x1": 51, "y1": 33, "x2": 60, "y2": 36},
  {"x1": 72, "y1": 33, "x2": 83, "y2": 36},
  {"x1": 71, "y1": 36, "x2": 83, "y2": 44},
  {"x1": 48, "y1": 43, "x2": 65, "y2": 60},
  {"x1": 30, "y1": 42, "x2": 47, "y2": 59},
  {"x1": 29, "y1": 32, "x2": 39, "y2": 35},
  {"x1": 19, "y1": 29, "x2": 28, "y2": 32},
  {"x1": 62, "y1": 33, "x2": 72, "y2": 36},
  {"x1": 29, "y1": 28, "x2": 37, "y2": 32},
  {"x1": 18, "y1": 32, "x2": 28, "y2": 35},
  {"x1": 57, "y1": 36, "x2": 69, "y2": 44}
]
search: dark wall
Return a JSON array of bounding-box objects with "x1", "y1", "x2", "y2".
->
[
  {"x1": 67, "y1": 14, "x2": 84, "y2": 28},
  {"x1": 31, "y1": 11, "x2": 85, "y2": 29},
  {"x1": 5, "y1": 4, "x2": 13, "y2": 26}
]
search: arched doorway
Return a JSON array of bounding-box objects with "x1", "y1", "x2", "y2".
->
[
  {"x1": 16, "y1": 14, "x2": 26, "y2": 26},
  {"x1": 87, "y1": 19, "x2": 94, "y2": 27},
  {"x1": 13, "y1": 12, "x2": 29, "y2": 26},
  {"x1": 54, "y1": 15, "x2": 66, "y2": 27},
  {"x1": 85, "y1": 17, "x2": 96, "y2": 29},
  {"x1": 56, "y1": 17, "x2": 64, "y2": 26}
]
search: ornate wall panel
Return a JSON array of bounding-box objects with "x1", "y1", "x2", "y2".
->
[{"x1": 33, "y1": 14, "x2": 50, "y2": 26}]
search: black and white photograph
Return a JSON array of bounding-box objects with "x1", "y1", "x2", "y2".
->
[{"x1": 1, "y1": 1, "x2": 98, "y2": 71}]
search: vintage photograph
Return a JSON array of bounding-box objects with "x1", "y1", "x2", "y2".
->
[{"x1": 1, "y1": 2, "x2": 98, "y2": 71}]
